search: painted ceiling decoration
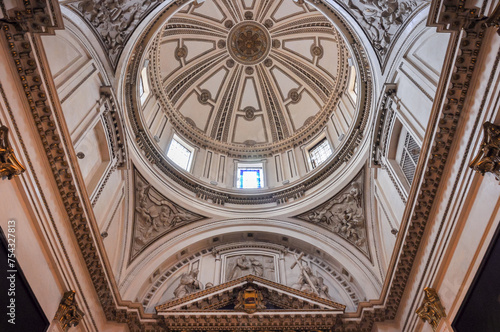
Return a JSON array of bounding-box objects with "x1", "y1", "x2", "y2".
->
[
  {"x1": 151, "y1": 0, "x2": 349, "y2": 151},
  {"x1": 131, "y1": 170, "x2": 207, "y2": 260},
  {"x1": 294, "y1": 170, "x2": 369, "y2": 256}
]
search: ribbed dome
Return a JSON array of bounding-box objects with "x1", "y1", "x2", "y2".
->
[{"x1": 149, "y1": 0, "x2": 351, "y2": 156}]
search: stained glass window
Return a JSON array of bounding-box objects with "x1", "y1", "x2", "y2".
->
[
  {"x1": 237, "y1": 164, "x2": 263, "y2": 189},
  {"x1": 309, "y1": 138, "x2": 333, "y2": 169}
]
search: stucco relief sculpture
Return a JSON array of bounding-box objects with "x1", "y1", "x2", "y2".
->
[
  {"x1": 290, "y1": 253, "x2": 332, "y2": 299},
  {"x1": 469, "y1": 121, "x2": 500, "y2": 182},
  {"x1": 173, "y1": 269, "x2": 203, "y2": 299},
  {"x1": 295, "y1": 172, "x2": 368, "y2": 254},
  {"x1": 0, "y1": 125, "x2": 25, "y2": 180},
  {"x1": 342, "y1": 0, "x2": 423, "y2": 59},
  {"x1": 226, "y1": 255, "x2": 275, "y2": 281},
  {"x1": 70, "y1": 0, "x2": 160, "y2": 64},
  {"x1": 132, "y1": 172, "x2": 206, "y2": 258},
  {"x1": 416, "y1": 287, "x2": 446, "y2": 331}
]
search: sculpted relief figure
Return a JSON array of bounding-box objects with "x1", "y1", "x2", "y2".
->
[
  {"x1": 74, "y1": 0, "x2": 158, "y2": 61},
  {"x1": 173, "y1": 269, "x2": 203, "y2": 299},
  {"x1": 228, "y1": 255, "x2": 265, "y2": 280},
  {"x1": 132, "y1": 175, "x2": 205, "y2": 256},
  {"x1": 290, "y1": 253, "x2": 332, "y2": 300},
  {"x1": 343, "y1": 0, "x2": 420, "y2": 56},
  {"x1": 301, "y1": 180, "x2": 367, "y2": 251}
]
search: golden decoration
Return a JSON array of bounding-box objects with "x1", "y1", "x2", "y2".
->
[
  {"x1": 234, "y1": 285, "x2": 266, "y2": 313},
  {"x1": 54, "y1": 290, "x2": 84, "y2": 332},
  {"x1": 416, "y1": 287, "x2": 446, "y2": 331},
  {"x1": 469, "y1": 121, "x2": 500, "y2": 181},
  {"x1": 0, "y1": 125, "x2": 25, "y2": 180}
]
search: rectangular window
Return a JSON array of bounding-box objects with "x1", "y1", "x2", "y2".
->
[
  {"x1": 398, "y1": 131, "x2": 420, "y2": 185},
  {"x1": 166, "y1": 135, "x2": 193, "y2": 171},
  {"x1": 140, "y1": 60, "x2": 150, "y2": 104},
  {"x1": 309, "y1": 138, "x2": 333, "y2": 169},
  {"x1": 237, "y1": 163, "x2": 263, "y2": 189}
]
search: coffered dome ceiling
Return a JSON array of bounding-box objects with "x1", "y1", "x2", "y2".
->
[{"x1": 149, "y1": 0, "x2": 350, "y2": 154}]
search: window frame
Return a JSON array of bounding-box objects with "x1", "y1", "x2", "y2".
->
[
  {"x1": 166, "y1": 133, "x2": 195, "y2": 172},
  {"x1": 235, "y1": 161, "x2": 265, "y2": 189},
  {"x1": 304, "y1": 134, "x2": 333, "y2": 172}
]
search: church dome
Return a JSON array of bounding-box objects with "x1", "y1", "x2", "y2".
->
[{"x1": 127, "y1": 0, "x2": 372, "y2": 205}]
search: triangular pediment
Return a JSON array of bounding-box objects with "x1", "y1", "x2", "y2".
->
[{"x1": 155, "y1": 275, "x2": 345, "y2": 313}]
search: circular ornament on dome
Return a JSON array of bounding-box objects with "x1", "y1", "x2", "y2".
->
[
  {"x1": 264, "y1": 58, "x2": 273, "y2": 67},
  {"x1": 174, "y1": 46, "x2": 187, "y2": 60},
  {"x1": 244, "y1": 11, "x2": 253, "y2": 20},
  {"x1": 224, "y1": 20, "x2": 234, "y2": 29},
  {"x1": 227, "y1": 21, "x2": 271, "y2": 65},
  {"x1": 217, "y1": 40, "x2": 226, "y2": 48},
  {"x1": 264, "y1": 19, "x2": 274, "y2": 29},
  {"x1": 288, "y1": 89, "x2": 301, "y2": 103},
  {"x1": 244, "y1": 106, "x2": 256, "y2": 120},
  {"x1": 272, "y1": 39, "x2": 281, "y2": 48},
  {"x1": 198, "y1": 90, "x2": 211, "y2": 104},
  {"x1": 245, "y1": 66, "x2": 254, "y2": 75},
  {"x1": 311, "y1": 45, "x2": 324, "y2": 58},
  {"x1": 226, "y1": 59, "x2": 235, "y2": 68}
]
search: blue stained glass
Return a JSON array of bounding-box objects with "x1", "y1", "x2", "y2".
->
[{"x1": 238, "y1": 169, "x2": 262, "y2": 189}]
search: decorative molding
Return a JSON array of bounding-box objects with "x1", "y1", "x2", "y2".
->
[
  {"x1": 416, "y1": 287, "x2": 446, "y2": 331},
  {"x1": 469, "y1": 121, "x2": 500, "y2": 182},
  {"x1": 53, "y1": 291, "x2": 85, "y2": 332},
  {"x1": 294, "y1": 170, "x2": 369, "y2": 256},
  {"x1": 0, "y1": 125, "x2": 25, "y2": 180}
]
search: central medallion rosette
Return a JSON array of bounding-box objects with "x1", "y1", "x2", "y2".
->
[{"x1": 227, "y1": 22, "x2": 271, "y2": 65}]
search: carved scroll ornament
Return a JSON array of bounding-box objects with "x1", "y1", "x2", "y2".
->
[
  {"x1": 469, "y1": 121, "x2": 500, "y2": 182},
  {"x1": 0, "y1": 125, "x2": 25, "y2": 180},
  {"x1": 416, "y1": 287, "x2": 446, "y2": 331}
]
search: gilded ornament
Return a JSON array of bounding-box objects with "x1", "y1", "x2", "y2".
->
[
  {"x1": 416, "y1": 287, "x2": 446, "y2": 331},
  {"x1": 53, "y1": 290, "x2": 84, "y2": 332},
  {"x1": 469, "y1": 122, "x2": 500, "y2": 181},
  {"x1": 234, "y1": 285, "x2": 266, "y2": 313},
  {"x1": 0, "y1": 125, "x2": 25, "y2": 180}
]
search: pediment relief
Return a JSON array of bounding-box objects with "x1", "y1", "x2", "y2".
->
[
  {"x1": 130, "y1": 169, "x2": 207, "y2": 260},
  {"x1": 156, "y1": 275, "x2": 346, "y2": 313},
  {"x1": 294, "y1": 170, "x2": 369, "y2": 256}
]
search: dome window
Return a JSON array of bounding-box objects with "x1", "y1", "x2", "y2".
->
[
  {"x1": 236, "y1": 162, "x2": 264, "y2": 189},
  {"x1": 308, "y1": 138, "x2": 333, "y2": 169},
  {"x1": 139, "y1": 60, "x2": 150, "y2": 104},
  {"x1": 166, "y1": 134, "x2": 194, "y2": 171}
]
